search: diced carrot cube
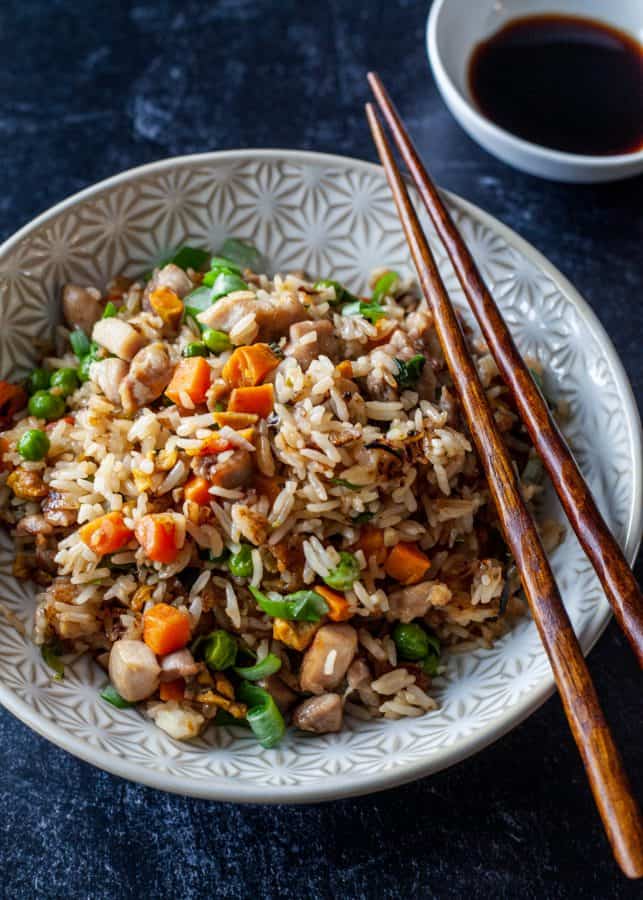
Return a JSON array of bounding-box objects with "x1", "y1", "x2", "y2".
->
[
  {"x1": 222, "y1": 344, "x2": 280, "y2": 387},
  {"x1": 79, "y1": 511, "x2": 134, "y2": 557},
  {"x1": 315, "y1": 585, "x2": 352, "y2": 622},
  {"x1": 384, "y1": 542, "x2": 431, "y2": 585},
  {"x1": 228, "y1": 384, "x2": 274, "y2": 418},
  {"x1": 143, "y1": 603, "x2": 190, "y2": 655},
  {"x1": 134, "y1": 513, "x2": 180, "y2": 564},
  {"x1": 184, "y1": 476, "x2": 211, "y2": 505},
  {"x1": 165, "y1": 357, "x2": 212, "y2": 406}
]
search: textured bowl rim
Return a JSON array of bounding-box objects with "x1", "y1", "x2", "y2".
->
[
  {"x1": 426, "y1": 0, "x2": 643, "y2": 175},
  {"x1": 0, "y1": 149, "x2": 640, "y2": 803}
]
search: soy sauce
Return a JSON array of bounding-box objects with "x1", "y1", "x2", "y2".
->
[{"x1": 468, "y1": 14, "x2": 643, "y2": 156}]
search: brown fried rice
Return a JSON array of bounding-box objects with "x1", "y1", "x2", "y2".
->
[{"x1": 0, "y1": 242, "x2": 562, "y2": 746}]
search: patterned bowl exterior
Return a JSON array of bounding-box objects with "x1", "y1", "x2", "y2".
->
[{"x1": 0, "y1": 151, "x2": 640, "y2": 802}]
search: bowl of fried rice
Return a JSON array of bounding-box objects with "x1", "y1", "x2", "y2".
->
[{"x1": 0, "y1": 150, "x2": 639, "y2": 801}]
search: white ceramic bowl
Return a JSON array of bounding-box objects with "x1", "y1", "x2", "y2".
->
[
  {"x1": 0, "y1": 150, "x2": 640, "y2": 801},
  {"x1": 427, "y1": 0, "x2": 643, "y2": 182}
]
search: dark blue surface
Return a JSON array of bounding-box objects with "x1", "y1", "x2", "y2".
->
[{"x1": 1, "y1": 2, "x2": 641, "y2": 897}]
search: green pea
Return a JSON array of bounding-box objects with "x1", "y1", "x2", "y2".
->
[
  {"x1": 27, "y1": 390, "x2": 65, "y2": 421},
  {"x1": 392, "y1": 623, "x2": 430, "y2": 661},
  {"x1": 26, "y1": 368, "x2": 50, "y2": 395},
  {"x1": 17, "y1": 428, "x2": 50, "y2": 461},
  {"x1": 202, "y1": 630, "x2": 237, "y2": 670},
  {"x1": 183, "y1": 341, "x2": 209, "y2": 358},
  {"x1": 202, "y1": 328, "x2": 231, "y2": 354},
  {"x1": 228, "y1": 545, "x2": 253, "y2": 578},
  {"x1": 323, "y1": 551, "x2": 360, "y2": 591},
  {"x1": 50, "y1": 367, "x2": 79, "y2": 397}
]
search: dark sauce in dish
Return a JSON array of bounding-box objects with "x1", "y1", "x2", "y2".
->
[{"x1": 468, "y1": 14, "x2": 643, "y2": 156}]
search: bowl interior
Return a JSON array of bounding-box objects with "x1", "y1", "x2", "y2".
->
[
  {"x1": 433, "y1": 0, "x2": 643, "y2": 110},
  {"x1": 0, "y1": 151, "x2": 640, "y2": 801}
]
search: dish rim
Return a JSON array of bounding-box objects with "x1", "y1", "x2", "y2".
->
[{"x1": 0, "y1": 148, "x2": 640, "y2": 802}]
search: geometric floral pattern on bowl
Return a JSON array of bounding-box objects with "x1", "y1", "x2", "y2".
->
[{"x1": 0, "y1": 151, "x2": 640, "y2": 802}]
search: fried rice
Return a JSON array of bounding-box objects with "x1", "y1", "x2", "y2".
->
[{"x1": 0, "y1": 240, "x2": 560, "y2": 745}]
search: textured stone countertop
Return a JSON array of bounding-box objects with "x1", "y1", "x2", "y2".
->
[{"x1": 0, "y1": 2, "x2": 641, "y2": 897}]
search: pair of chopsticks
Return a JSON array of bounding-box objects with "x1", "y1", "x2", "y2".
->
[{"x1": 365, "y1": 73, "x2": 643, "y2": 878}]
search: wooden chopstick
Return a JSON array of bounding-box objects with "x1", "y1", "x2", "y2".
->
[
  {"x1": 367, "y1": 72, "x2": 643, "y2": 667},
  {"x1": 365, "y1": 101, "x2": 643, "y2": 879}
]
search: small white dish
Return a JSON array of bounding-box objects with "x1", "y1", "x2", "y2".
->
[
  {"x1": 0, "y1": 150, "x2": 640, "y2": 801},
  {"x1": 427, "y1": 0, "x2": 643, "y2": 182}
]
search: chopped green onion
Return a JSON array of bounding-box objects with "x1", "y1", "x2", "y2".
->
[
  {"x1": 394, "y1": 354, "x2": 426, "y2": 390},
  {"x1": 208, "y1": 271, "x2": 248, "y2": 301},
  {"x1": 76, "y1": 342, "x2": 101, "y2": 383},
  {"x1": 202, "y1": 630, "x2": 237, "y2": 670},
  {"x1": 41, "y1": 642, "x2": 64, "y2": 679},
  {"x1": 220, "y1": 237, "x2": 264, "y2": 272},
  {"x1": 323, "y1": 551, "x2": 360, "y2": 591},
  {"x1": 313, "y1": 279, "x2": 359, "y2": 305},
  {"x1": 330, "y1": 477, "x2": 362, "y2": 491},
  {"x1": 237, "y1": 681, "x2": 286, "y2": 748},
  {"x1": 249, "y1": 585, "x2": 329, "y2": 622},
  {"x1": 342, "y1": 299, "x2": 386, "y2": 323},
  {"x1": 209, "y1": 255, "x2": 242, "y2": 274},
  {"x1": 183, "y1": 341, "x2": 209, "y2": 358},
  {"x1": 228, "y1": 545, "x2": 253, "y2": 578},
  {"x1": 165, "y1": 246, "x2": 210, "y2": 272},
  {"x1": 69, "y1": 329, "x2": 91, "y2": 358},
  {"x1": 392, "y1": 622, "x2": 430, "y2": 661},
  {"x1": 202, "y1": 328, "x2": 231, "y2": 353},
  {"x1": 234, "y1": 652, "x2": 282, "y2": 681},
  {"x1": 102, "y1": 301, "x2": 118, "y2": 318},
  {"x1": 371, "y1": 270, "x2": 399, "y2": 303},
  {"x1": 100, "y1": 684, "x2": 133, "y2": 708},
  {"x1": 183, "y1": 285, "x2": 214, "y2": 320},
  {"x1": 268, "y1": 340, "x2": 284, "y2": 359}
]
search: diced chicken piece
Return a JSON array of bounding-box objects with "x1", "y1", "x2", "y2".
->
[
  {"x1": 197, "y1": 291, "x2": 307, "y2": 341},
  {"x1": 62, "y1": 284, "x2": 104, "y2": 333},
  {"x1": 151, "y1": 702, "x2": 205, "y2": 740},
  {"x1": 92, "y1": 318, "x2": 145, "y2": 362},
  {"x1": 42, "y1": 490, "x2": 78, "y2": 529},
  {"x1": 16, "y1": 514, "x2": 53, "y2": 536},
  {"x1": 292, "y1": 693, "x2": 343, "y2": 733},
  {"x1": 346, "y1": 658, "x2": 371, "y2": 690},
  {"x1": 159, "y1": 648, "x2": 200, "y2": 682},
  {"x1": 144, "y1": 264, "x2": 193, "y2": 306},
  {"x1": 119, "y1": 342, "x2": 173, "y2": 413},
  {"x1": 258, "y1": 674, "x2": 297, "y2": 714},
  {"x1": 388, "y1": 580, "x2": 452, "y2": 624},
  {"x1": 284, "y1": 320, "x2": 339, "y2": 370},
  {"x1": 90, "y1": 357, "x2": 129, "y2": 405},
  {"x1": 299, "y1": 623, "x2": 358, "y2": 694},
  {"x1": 108, "y1": 639, "x2": 161, "y2": 702},
  {"x1": 193, "y1": 448, "x2": 254, "y2": 490}
]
